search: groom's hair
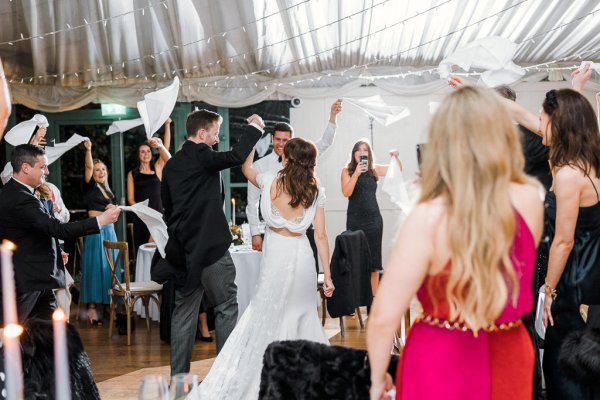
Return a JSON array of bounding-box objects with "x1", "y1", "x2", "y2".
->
[
  {"x1": 11, "y1": 144, "x2": 45, "y2": 173},
  {"x1": 186, "y1": 109, "x2": 223, "y2": 138}
]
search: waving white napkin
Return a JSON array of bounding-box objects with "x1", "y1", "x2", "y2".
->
[
  {"x1": 255, "y1": 133, "x2": 272, "y2": 157},
  {"x1": 45, "y1": 134, "x2": 87, "y2": 165},
  {"x1": 381, "y1": 156, "x2": 420, "y2": 214},
  {"x1": 121, "y1": 200, "x2": 168, "y2": 258},
  {"x1": 137, "y1": 77, "x2": 179, "y2": 139},
  {"x1": 344, "y1": 95, "x2": 410, "y2": 126},
  {"x1": 1, "y1": 133, "x2": 87, "y2": 184},
  {"x1": 106, "y1": 118, "x2": 144, "y2": 136},
  {"x1": 438, "y1": 36, "x2": 525, "y2": 86},
  {"x1": 5, "y1": 114, "x2": 49, "y2": 146}
]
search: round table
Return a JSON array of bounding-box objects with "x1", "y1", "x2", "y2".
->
[
  {"x1": 132, "y1": 244, "x2": 263, "y2": 321},
  {"x1": 230, "y1": 245, "x2": 263, "y2": 319}
]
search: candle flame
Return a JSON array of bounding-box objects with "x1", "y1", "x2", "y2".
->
[
  {"x1": 3, "y1": 323, "x2": 24, "y2": 338},
  {"x1": 232, "y1": 198, "x2": 235, "y2": 204},
  {"x1": 53, "y1": 308, "x2": 66, "y2": 321},
  {"x1": 1, "y1": 240, "x2": 16, "y2": 251}
]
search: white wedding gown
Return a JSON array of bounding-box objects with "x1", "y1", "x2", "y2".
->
[{"x1": 193, "y1": 173, "x2": 329, "y2": 400}]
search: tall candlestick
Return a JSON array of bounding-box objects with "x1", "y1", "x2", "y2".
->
[
  {"x1": 1, "y1": 240, "x2": 18, "y2": 325},
  {"x1": 231, "y1": 198, "x2": 236, "y2": 226},
  {"x1": 3, "y1": 323, "x2": 24, "y2": 400},
  {"x1": 53, "y1": 308, "x2": 71, "y2": 400}
]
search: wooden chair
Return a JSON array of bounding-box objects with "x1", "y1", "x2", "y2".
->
[
  {"x1": 103, "y1": 240, "x2": 163, "y2": 345},
  {"x1": 317, "y1": 273, "x2": 364, "y2": 337},
  {"x1": 127, "y1": 222, "x2": 136, "y2": 266},
  {"x1": 71, "y1": 237, "x2": 84, "y2": 320}
]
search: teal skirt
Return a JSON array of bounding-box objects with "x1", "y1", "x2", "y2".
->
[{"x1": 80, "y1": 224, "x2": 117, "y2": 304}]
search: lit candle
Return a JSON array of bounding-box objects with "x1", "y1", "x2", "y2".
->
[
  {"x1": 3, "y1": 323, "x2": 24, "y2": 400},
  {"x1": 1, "y1": 240, "x2": 18, "y2": 325},
  {"x1": 231, "y1": 198, "x2": 236, "y2": 226},
  {"x1": 53, "y1": 308, "x2": 71, "y2": 400}
]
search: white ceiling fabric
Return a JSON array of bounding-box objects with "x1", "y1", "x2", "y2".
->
[{"x1": 0, "y1": 0, "x2": 598, "y2": 111}]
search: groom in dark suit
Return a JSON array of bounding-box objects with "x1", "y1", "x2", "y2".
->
[
  {"x1": 0, "y1": 144, "x2": 121, "y2": 323},
  {"x1": 162, "y1": 109, "x2": 263, "y2": 375}
]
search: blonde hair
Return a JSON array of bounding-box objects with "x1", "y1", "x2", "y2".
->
[{"x1": 419, "y1": 86, "x2": 531, "y2": 331}]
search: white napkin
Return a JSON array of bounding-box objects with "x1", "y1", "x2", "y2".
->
[
  {"x1": 45, "y1": 134, "x2": 87, "y2": 165},
  {"x1": 344, "y1": 95, "x2": 410, "y2": 126},
  {"x1": 255, "y1": 133, "x2": 272, "y2": 157},
  {"x1": 0, "y1": 162, "x2": 12, "y2": 185},
  {"x1": 438, "y1": 36, "x2": 525, "y2": 86},
  {"x1": 121, "y1": 200, "x2": 168, "y2": 258},
  {"x1": 381, "y1": 156, "x2": 419, "y2": 214},
  {"x1": 5, "y1": 114, "x2": 50, "y2": 146},
  {"x1": 137, "y1": 77, "x2": 179, "y2": 139},
  {"x1": 0, "y1": 134, "x2": 87, "y2": 184},
  {"x1": 106, "y1": 118, "x2": 144, "y2": 136}
]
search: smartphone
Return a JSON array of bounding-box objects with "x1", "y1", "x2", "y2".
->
[{"x1": 359, "y1": 155, "x2": 368, "y2": 164}]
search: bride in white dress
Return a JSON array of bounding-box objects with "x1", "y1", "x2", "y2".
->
[{"x1": 194, "y1": 137, "x2": 335, "y2": 399}]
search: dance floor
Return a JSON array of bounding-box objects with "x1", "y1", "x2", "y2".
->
[{"x1": 76, "y1": 306, "x2": 370, "y2": 400}]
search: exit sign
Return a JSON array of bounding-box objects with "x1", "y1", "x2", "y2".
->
[{"x1": 101, "y1": 104, "x2": 127, "y2": 116}]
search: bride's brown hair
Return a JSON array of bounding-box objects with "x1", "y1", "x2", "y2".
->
[{"x1": 277, "y1": 138, "x2": 319, "y2": 208}]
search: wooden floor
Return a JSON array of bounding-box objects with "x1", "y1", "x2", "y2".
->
[{"x1": 76, "y1": 306, "x2": 369, "y2": 384}]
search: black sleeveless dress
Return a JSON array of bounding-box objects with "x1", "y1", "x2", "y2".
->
[
  {"x1": 346, "y1": 173, "x2": 383, "y2": 271},
  {"x1": 131, "y1": 168, "x2": 163, "y2": 247},
  {"x1": 543, "y1": 177, "x2": 600, "y2": 399}
]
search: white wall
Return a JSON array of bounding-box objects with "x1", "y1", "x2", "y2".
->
[{"x1": 290, "y1": 81, "x2": 597, "y2": 269}]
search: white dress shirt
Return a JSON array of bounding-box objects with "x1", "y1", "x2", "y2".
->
[{"x1": 246, "y1": 121, "x2": 337, "y2": 236}]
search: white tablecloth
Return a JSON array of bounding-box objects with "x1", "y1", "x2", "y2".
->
[
  {"x1": 133, "y1": 243, "x2": 161, "y2": 321},
  {"x1": 132, "y1": 244, "x2": 263, "y2": 322},
  {"x1": 230, "y1": 246, "x2": 262, "y2": 319}
]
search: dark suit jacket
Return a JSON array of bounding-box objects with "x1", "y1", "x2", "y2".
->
[
  {"x1": 327, "y1": 230, "x2": 373, "y2": 318},
  {"x1": 161, "y1": 124, "x2": 262, "y2": 293},
  {"x1": 0, "y1": 179, "x2": 99, "y2": 292}
]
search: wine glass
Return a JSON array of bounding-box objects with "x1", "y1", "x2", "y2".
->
[
  {"x1": 169, "y1": 373, "x2": 199, "y2": 400},
  {"x1": 139, "y1": 375, "x2": 168, "y2": 400}
]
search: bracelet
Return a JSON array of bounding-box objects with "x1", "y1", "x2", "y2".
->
[{"x1": 545, "y1": 279, "x2": 557, "y2": 300}]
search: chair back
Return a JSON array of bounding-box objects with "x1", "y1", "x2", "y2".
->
[{"x1": 103, "y1": 240, "x2": 130, "y2": 292}]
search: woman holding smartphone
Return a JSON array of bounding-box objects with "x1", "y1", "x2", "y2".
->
[{"x1": 341, "y1": 139, "x2": 402, "y2": 296}]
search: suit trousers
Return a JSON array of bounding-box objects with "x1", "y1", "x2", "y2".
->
[
  {"x1": 17, "y1": 289, "x2": 58, "y2": 322},
  {"x1": 170, "y1": 251, "x2": 238, "y2": 375}
]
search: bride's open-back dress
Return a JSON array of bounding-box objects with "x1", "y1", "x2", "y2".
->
[{"x1": 194, "y1": 173, "x2": 329, "y2": 399}]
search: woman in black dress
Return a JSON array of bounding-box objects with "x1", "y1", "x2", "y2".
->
[
  {"x1": 495, "y1": 65, "x2": 600, "y2": 398},
  {"x1": 126, "y1": 118, "x2": 171, "y2": 249},
  {"x1": 341, "y1": 139, "x2": 402, "y2": 296}
]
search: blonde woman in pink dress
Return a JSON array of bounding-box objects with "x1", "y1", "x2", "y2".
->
[{"x1": 367, "y1": 86, "x2": 544, "y2": 400}]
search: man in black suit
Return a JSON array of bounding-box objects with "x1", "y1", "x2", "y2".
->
[
  {"x1": 162, "y1": 109, "x2": 263, "y2": 375},
  {"x1": 0, "y1": 144, "x2": 120, "y2": 323}
]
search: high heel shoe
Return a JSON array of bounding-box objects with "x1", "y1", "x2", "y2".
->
[{"x1": 88, "y1": 307, "x2": 99, "y2": 326}]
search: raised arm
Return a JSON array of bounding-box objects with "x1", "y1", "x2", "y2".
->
[
  {"x1": 0, "y1": 58, "x2": 12, "y2": 143},
  {"x1": 449, "y1": 75, "x2": 541, "y2": 136},
  {"x1": 571, "y1": 63, "x2": 592, "y2": 93},
  {"x1": 204, "y1": 115, "x2": 264, "y2": 172},
  {"x1": 241, "y1": 148, "x2": 259, "y2": 188},
  {"x1": 126, "y1": 171, "x2": 135, "y2": 206},
  {"x1": 163, "y1": 116, "x2": 172, "y2": 152},
  {"x1": 374, "y1": 149, "x2": 403, "y2": 177},
  {"x1": 149, "y1": 136, "x2": 172, "y2": 180},
  {"x1": 83, "y1": 139, "x2": 93, "y2": 183},
  {"x1": 314, "y1": 99, "x2": 343, "y2": 154},
  {"x1": 367, "y1": 204, "x2": 432, "y2": 400},
  {"x1": 312, "y1": 205, "x2": 334, "y2": 297}
]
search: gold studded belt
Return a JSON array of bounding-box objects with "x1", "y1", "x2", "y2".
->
[{"x1": 416, "y1": 312, "x2": 522, "y2": 333}]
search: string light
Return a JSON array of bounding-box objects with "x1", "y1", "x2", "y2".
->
[{"x1": 6, "y1": 1, "x2": 599, "y2": 90}]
